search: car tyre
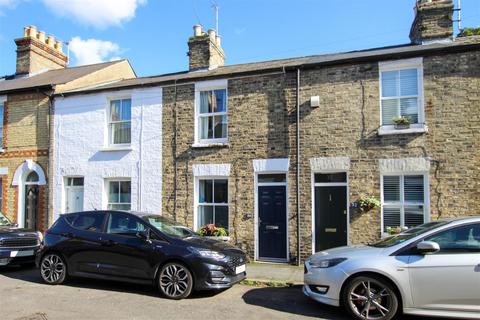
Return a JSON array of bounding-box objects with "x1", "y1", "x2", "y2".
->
[
  {"x1": 342, "y1": 275, "x2": 399, "y2": 320},
  {"x1": 158, "y1": 262, "x2": 193, "y2": 300},
  {"x1": 40, "y1": 253, "x2": 67, "y2": 285}
]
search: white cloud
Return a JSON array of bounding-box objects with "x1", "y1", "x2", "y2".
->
[
  {"x1": 0, "y1": 0, "x2": 20, "y2": 7},
  {"x1": 41, "y1": 0, "x2": 146, "y2": 28},
  {"x1": 69, "y1": 37, "x2": 121, "y2": 66}
]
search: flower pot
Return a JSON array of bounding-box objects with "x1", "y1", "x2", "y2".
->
[
  {"x1": 205, "y1": 236, "x2": 230, "y2": 242},
  {"x1": 394, "y1": 123, "x2": 410, "y2": 130}
]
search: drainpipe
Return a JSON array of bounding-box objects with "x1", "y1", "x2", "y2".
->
[
  {"x1": 138, "y1": 100, "x2": 144, "y2": 212},
  {"x1": 41, "y1": 87, "x2": 55, "y2": 231},
  {"x1": 172, "y1": 80, "x2": 178, "y2": 221},
  {"x1": 296, "y1": 68, "x2": 301, "y2": 266}
]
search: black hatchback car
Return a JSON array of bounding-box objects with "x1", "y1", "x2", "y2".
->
[{"x1": 36, "y1": 210, "x2": 246, "y2": 299}]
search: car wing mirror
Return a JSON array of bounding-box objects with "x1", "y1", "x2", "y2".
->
[
  {"x1": 136, "y1": 230, "x2": 151, "y2": 243},
  {"x1": 417, "y1": 241, "x2": 440, "y2": 255}
]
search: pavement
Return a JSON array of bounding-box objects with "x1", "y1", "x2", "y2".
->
[
  {"x1": 0, "y1": 265, "x2": 429, "y2": 320},
  {"x1": 245, "y1": 262, "x2": 303, "y2": 284}
]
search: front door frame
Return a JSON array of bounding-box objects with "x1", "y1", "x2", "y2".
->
[
  {"x1": 254, "y1": 172, "x2": 289, "y2": 263},
  {"x1": 64, "y1": 176, "x2": 85, "y2": 213},
  {"x1": 311, "y1": 170, "x2": 350, "y2": 254}
]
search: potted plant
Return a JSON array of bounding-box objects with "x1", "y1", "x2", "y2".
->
[
  {"x1": 384, "y1": 226, "x2": 408, "y2": 237},
  {"x1": 392, "y1": 116, "x2": 411, "y2": 129},
  {"x1": 198, "y1": 223, "x2": 230, "y2": 242},
  {"x1": 357, "y1": 196, "x2": 380, "y2": 213}
]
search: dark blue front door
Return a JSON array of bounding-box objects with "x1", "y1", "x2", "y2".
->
[{"x1": 258, "y1": 185, "x2": 287, "y2": 260}]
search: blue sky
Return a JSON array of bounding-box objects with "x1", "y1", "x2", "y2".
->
[{"x1": 0, "y1": 0, "x2": 478, "y2": 77}]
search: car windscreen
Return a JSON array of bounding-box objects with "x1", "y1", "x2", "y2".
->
[
  {"x1": 143, "y1": 215, "x2": 197, "y2": 239},
  {"x1": 370, "y1": 221, "x2": 450, "y2": 248},
  {"x1": 0, "y1": 212, "x2": 11, "y2": 226}
]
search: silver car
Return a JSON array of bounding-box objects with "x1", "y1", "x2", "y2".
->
[{"x1": 304, "y1": 217, "x2": 480, "y2": 320}]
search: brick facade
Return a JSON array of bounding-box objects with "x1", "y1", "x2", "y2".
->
[
  {"x1": 162, "y1": 48, "x2": 480, "y2": 262},
  {"x1": 0, "y1": 91, "x2": 50, "y2": 231}
]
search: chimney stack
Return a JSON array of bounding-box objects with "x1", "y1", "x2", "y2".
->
[
  {"x1": 188, "y1": 24, "x2": 225, "y2": 71},
  {"x1": 409, "y1": 0, "x2": 454, "y2": 44},
  {"x1": 15, "y1": 26, "x2": 68, "y2": 75}
]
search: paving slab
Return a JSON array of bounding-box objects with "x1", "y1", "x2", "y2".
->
[{"x1": 246, "y1": 262, "x2": 304, "y2": 284}]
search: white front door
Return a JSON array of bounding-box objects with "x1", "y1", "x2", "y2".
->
[{"x1": 65, "y1": 177, "x2": 84, "y2": 213}]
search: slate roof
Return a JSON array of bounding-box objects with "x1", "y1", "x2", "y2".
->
[
  {"x1": 0, "y1": 60, "x2": 129, "y2": 94},
  {"x1": 61, "y1": 40, "x2": 480, "y2": 96}
]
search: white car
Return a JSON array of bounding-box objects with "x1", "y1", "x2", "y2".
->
[{"x1": 304, "y1": 217, "x2": 480, "y2": 320}]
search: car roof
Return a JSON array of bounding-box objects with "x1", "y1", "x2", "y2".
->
[
  {"x1": 438, "y1": 216, "x2": 480, "y2": 225},
  {"x1": 61, "y1": 210, "x2": 161, "y2": 218}
]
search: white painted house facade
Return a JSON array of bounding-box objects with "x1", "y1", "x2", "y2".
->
[{"x1": 52, "y1": 87, "x2": 162, "y2": 222}]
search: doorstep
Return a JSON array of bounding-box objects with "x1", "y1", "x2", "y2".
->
[{"x1": 246, "y1": 262, "x2": 303, "y2": 285}]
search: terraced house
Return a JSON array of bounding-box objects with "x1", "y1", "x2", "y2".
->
[
  {"x1": 51, "y1": 0, "x2": 479, "y2": 263},
  {"x1": 0, "y1": 26, "x2": 135, "y2": 232}
]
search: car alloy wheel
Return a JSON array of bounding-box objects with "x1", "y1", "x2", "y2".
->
[
  {"x1": 343, "y1": 275, "x2": 398, "y2": 320},
  {"x1": 40, "y1": 253, "x2": 67, "y2": 285},
  {"x1": 158, "y1": 262, "x2": 193, "y2": 299}
]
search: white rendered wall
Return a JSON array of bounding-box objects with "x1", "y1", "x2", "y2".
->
[{"x1": 52, "y1": 87, "x2": 162, "y2": 223}]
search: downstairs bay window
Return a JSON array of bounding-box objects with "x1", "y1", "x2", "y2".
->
[{"x1": 382, "y1": 174, "x2": 428, "y2": 231}]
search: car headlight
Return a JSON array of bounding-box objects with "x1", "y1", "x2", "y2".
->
[
  {"x1": 188, "y1": 247, "x2": 225, "y2": 260},
  {"x1": 310, "y1": 257, "x2": 347, "y2": 268},
  {"x1": 36, "y1": 231, "x2": 44, "y2": 243}
]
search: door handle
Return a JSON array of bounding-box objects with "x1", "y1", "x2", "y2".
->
[
  {"x1": 100, "y1": 239, "x2": 117, "y2": 246},
  {"x1": 61, "y1": 232, "x2": 74, "y2": 238}
]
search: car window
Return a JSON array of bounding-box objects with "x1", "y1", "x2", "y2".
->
[
  {"x1": 370, "y1": 221, "x2": 449, "y2": 248},
  {"x1": 107, "y1": 213, "x2": 146, "y2": 236},
  {"x1": 70, "y1": 213, "x2": 105, "y2": 232},
  {"x1": 425, "y1": 223, "x2": 480, "y2": 253}
]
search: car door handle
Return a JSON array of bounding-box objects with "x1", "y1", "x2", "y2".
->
[
  {"x1": 61, "y1": 232, "x2": 74, "y2": 238},
  {"x1": 100, "y1": 239, "x2": 117, "y2": 246}
]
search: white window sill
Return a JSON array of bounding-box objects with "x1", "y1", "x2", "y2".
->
[
  {"x1": 100, "y1": 146, "x2": 132, "y2": 152},
  {"x1": 192, "y1": 142, "x2": 229, "y2": 148},
  {"x1": 378, "y1": 124, "x2": 428, "y2": 136}
]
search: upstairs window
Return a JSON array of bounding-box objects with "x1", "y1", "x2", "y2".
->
[
  {"x1": 382, "y1": 174, "x2": 428, "y2": 231},
  {"x1": 108, "y1": 98, "x2": 131, "y2": 145},
  {"x1": 195, "y1": 80, "x2": 228, "y2": 145},
  {"x1": 379, "y1": 58, "x2": 423, "y2": 127}
]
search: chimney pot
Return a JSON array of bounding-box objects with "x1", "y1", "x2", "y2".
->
[
  {"x1": 23, "y1": 26, "x2": 30, "y2": 37},
  {"x1": 37, "y1": 31, "x2": 46, "y2": 43},
  {"x1": 193, "y1": 24, "x2": 202, "y2": 37},
  {"x1": 54, "y1": 40, "x2": 63, "y2": 52},
  {"x1": 208, "y1": 29, "x2": 216, "y2": 42},
  {"x1": 28, "y1": 25, "x2": 37, "y2": 38},
  {"x1": 46, "y1": 35, "x2": 55, "y2": 47}
]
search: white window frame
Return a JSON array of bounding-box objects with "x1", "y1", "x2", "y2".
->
[
  {"x1": 380, "y1": 172, "x2": 430, "y2": 235},
  {"x1": 194, "y1": 79, "x2": 228, "y2": 146},
  {"x1": 106, "y1": 179, "x2": 132, "y2": 210},
  {"x1": 107, "y1": 97, "x2": 132, "y2": 147},
  {"x1": 193, "y1": 176, "x2": 229, "y2": 232},
  {"x1": 378, "y1": 58, "x2": 427, "y2": 136}
]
